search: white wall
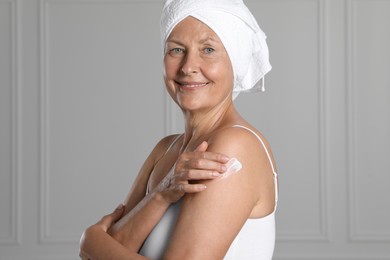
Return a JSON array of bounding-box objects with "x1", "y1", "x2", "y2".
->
[{"x1": 0, "y1": 0, "x2": 389, "y2": 259}]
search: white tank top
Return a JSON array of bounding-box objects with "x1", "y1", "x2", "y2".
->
[{"x1": 140, "y1": 125, "x2": 278, "y2": 259}]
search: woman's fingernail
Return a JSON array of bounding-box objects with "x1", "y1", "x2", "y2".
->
[
  {"x1": 221, "y1": 165, "x2": 227, "y2": 172},
  {"x1": 212, "y1": 171, "x2": 221, "y2": 177},
  {"x1": 222, "y1": 156, "x2": 230, "y2": 162},
  {"x1": 116, "y1": 204, "x2": 124, "y2": 210}
]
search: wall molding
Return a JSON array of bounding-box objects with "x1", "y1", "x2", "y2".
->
[
  {"x1": 0, "y1": 0, "x2": 21, "y2": 246},
  {"x1": 39, "y1": 0, "x2": 54, "y2": 243},
  {"x1": 346, "y1": 0, "x2": 390, "y2": 243},
  {"x1": 276, "y1": 0, "x2": 330, "y2": 243},
  {"x1": 38, "y1": 0, "x2": 165, "y2": 244}
]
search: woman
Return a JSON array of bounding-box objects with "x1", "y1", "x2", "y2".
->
[{"x1": 79, "y1": 0, "x2": 278, "y2": 259}]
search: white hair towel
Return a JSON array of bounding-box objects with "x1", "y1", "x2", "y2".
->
[{"x1": 161, "y1": 0, "x2": 272, "y2": 99}]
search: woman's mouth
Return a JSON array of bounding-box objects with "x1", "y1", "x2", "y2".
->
[{"x1": 176, "y1": 81, "x2": 209, "y2": 91}]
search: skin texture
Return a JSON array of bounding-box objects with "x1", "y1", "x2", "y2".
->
[{"x1": 79, "y1": 17, "x2": 277, "y2": 260}]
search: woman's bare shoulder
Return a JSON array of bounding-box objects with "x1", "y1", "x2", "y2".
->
[
  {"x1": 150, "y1": 134, "x2": 182, "y2": 164},
  {"x1": 207, "y1": 124, "x2": 276, "y2": 179},
  {"x1": 207, "y1": 124, "x2": 269, "y2": 158}
]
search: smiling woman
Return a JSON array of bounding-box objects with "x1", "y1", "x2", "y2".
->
[
  {"x1": 79, "y1": 0, "x2": 277, "y2": 259},
  {"x1": 164, "y1": 17, "x2": 234, "y2": 113}
]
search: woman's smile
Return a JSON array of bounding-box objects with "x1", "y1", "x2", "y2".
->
[{"x1": 175, "y1": 81, "x2": 210, "y2": 91}]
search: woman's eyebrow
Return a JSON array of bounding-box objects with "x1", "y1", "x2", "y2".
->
[
  {"x1": 199, "y1": 36, "x2": 218, "y2": 44},
  {"x1": 166, "y1": 39, "x2": 184, "y2": 45},
  {"x1": 166, "y1": 36, "x2": 219, "y2": 45}
]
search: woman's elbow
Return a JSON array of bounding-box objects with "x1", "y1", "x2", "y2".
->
[{"x1": 79, "y1": 227, "x2": 95, "y2": 258}]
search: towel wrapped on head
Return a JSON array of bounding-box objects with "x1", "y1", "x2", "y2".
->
[{"x1": 161, "y1": 0, "x2": 272, "y2": 99}]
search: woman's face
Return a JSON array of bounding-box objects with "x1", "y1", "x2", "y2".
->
[{"x1": 163, "y1": 16, "x2": 234, "y2": 112}]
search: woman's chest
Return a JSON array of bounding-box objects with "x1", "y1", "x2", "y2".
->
[{"x1": 147, "y1": 149, "x2": 179, "y2": 192}]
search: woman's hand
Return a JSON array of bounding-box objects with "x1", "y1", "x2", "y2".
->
[
  {"x1": 156, "y1": 141, "x2": 229, "y2": 203},
  {"x1": 79, "y1": 204, "x2": 125, "y2": 260}
]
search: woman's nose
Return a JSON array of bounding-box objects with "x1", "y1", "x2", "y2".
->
[{"x1": 180, "y1": 52, "x2": 199, "y2": 75}]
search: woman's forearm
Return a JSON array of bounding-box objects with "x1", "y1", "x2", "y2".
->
[
  {"x1": 80, "y1": 225, "x2": 149, "y2": 260},
  {"x1": 108, "y1": 191, "x2": 170, "y2": 251}
]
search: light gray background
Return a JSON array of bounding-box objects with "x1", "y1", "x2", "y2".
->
[{"x1": 1, "y1": 0, "x2": 389, "y2": 259}]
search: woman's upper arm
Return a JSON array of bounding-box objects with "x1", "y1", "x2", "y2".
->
[{"x1": 163, "y1": 129, "x2": 264, "y2": 260}]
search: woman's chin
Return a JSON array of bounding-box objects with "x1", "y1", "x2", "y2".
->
[{"x1": 177, "y1": 101, "x2": 204, "y2": 112}]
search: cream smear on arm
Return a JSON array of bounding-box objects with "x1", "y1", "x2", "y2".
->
[{"x1": 220, "y1": 158, "x2": 242, "y2": 179}]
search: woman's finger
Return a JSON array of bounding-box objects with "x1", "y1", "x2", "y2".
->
[
  {"x1": 198, "y1": 151, "x2": 230, "y2": 163},
  {"x1": 194, "y1": 141, "x2": 208, "y2": 152},
  {"x1": 97, "y1": 204, "x2": 125, "y2": 231},
  {"x1": 178, "y1": 169, "x2": 223, "y2": 180},
  {"x1": 191, "y1": 141, "x2": 230, "y2": 163},
  {"x1": 177, "y1": 183, "x2": 207, "y2": 193},
  {"x1": 186, "y1": 158, "x2": 227, "y2": 173}
]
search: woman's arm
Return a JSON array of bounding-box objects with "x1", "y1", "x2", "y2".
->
[
  {"x1": 108, "y1": 140, "x2": 229, "y2": 251},
  {"x1": 79, "y1": 204, "x2": 149, "y2": 260},
  {"x1": 107, "y1": 189, "x2": 172, "y2": 252},
  {"x1": 163, "y1": 127, "x2": 275, "y2": 259},
  {"x1": 80, "y1": 135, "x2": 230, "y2": 257},
  {"x1": 80, "y1": 135, "x2": 177, "y2": 258}
]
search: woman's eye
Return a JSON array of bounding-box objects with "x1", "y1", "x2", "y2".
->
[
  {"x1": 169, "y1": 48, "x2": 184, "y2": 54},
  {"x1": 204, "y1": 47, "x2": 215, "y2": 54}
]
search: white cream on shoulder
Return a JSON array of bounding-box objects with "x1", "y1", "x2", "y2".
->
[{"x1": 220, "y1": 158, "x2": 242, "y2": 179}]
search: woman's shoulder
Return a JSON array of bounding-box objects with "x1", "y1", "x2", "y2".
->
[
  {"x1": 156, "y1": 134, "x2": 182, "y2": 149},
  {"x1": 151, "y1": 134, "x2": 182, "y2": 163},
  {"x1": 208, "y1": 124, "x2": 269, "y2": 156},
  {"x1": 207, "y1": 123, "x2": 276, "y2": 174}
]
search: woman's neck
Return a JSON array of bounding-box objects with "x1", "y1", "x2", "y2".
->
[{"x1": 180, "y1": 100, "x2": 236, "y2": 151}]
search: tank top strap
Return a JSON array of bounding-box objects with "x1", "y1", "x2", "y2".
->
[
  {"x1": 231, "y1": 125, "x2": 278, "y2": 209},
  {"x1": 164, "y1": 134, "x2": 182, "y2": 156}
]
